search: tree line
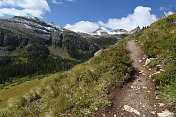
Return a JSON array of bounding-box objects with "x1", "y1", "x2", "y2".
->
[{"x1": 0, "y1": 54, "x2": 79, "y2": 85}]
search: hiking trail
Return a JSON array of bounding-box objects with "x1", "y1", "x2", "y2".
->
[{"x1": 96, "y1": 40, "x2": 172, "y2": 117}]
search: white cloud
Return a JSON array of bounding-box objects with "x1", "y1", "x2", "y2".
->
[
  {"x1": 66, "y1": 0, "x2": 76, "y2": 2},
  {"x1": 65, "y1": 21, "x2": 99, "y2": 33},
  {"x1": 100, "y1": 6, "x2": 157, "y2": 31},
  {"x1": 52, "y1": 0, "x2": 76, "y2": 4},
  {"x1": 0, "y1": 0, "x2": 50, "y2": 18},
  {"x1": 65, "y1": 6, "x2": 158, "y2": 33},
  {"x1": 52, "y1": 0, "x2": 63, "y2": 4}
]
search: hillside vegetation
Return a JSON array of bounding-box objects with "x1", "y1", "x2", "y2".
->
[
  {"x1": 0, "y1": 38, "x2": 133, "y2": 116},
  {"x1": 134, "y1": 13, "x2": 176, "y2": 111},
  {"x1": 0, "y1": 77, "x2": 44, "y2": 107}
]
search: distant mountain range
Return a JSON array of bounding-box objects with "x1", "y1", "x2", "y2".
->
[
  {"x1": 0, "y1": 16, "x2": 141, "y2": 59},
  {"x1": 90, "y1": 27, "x2": 141, "y2": 36}
]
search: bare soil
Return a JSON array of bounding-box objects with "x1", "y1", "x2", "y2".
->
[{"x1": 95, "y1": 40, "x2": 165, "y2": 117}]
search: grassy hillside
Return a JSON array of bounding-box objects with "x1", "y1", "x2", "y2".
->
[
  {"x1": 0, "y1": 76, "x2": 45, "y2": 107},
  {"x1": 1, "y1": 13, "x2": 176, "y2": 117},
  {"x1": 134, "y1": 13, "x2": 176, "y2": 111},
  {"x1": 0, "y1": 38, "x2": 133, "y2": 116}
]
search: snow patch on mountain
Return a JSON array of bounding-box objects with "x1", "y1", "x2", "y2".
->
[
  {"x1": 90, "y1": 27, "x2": 129, "y2": 36},
  {"x1": 0, "y1": 16, "x2": 63, "y2": 37}
]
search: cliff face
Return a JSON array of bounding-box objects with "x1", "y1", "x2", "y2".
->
[{"x1": 51, "y1": 30, "x2": 99, "y2": 60}]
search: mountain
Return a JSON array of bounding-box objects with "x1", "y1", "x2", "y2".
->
[
  {"x1": 0, "y1": 16, "x2": 99, "y2": 60},
  {"x1": 90, "y1": 27, "x2": 129, "y2": 36},
  {"x1": 91, "y1": 28, "x2": 109, "y2": 35},
  {"x1": 90, "y1": 27, "x2": 141, "y2": 36},
  {"x1": 128, "y1": 26, "x2": 141, "y2": 35},
  {"x1": 0, "y1": 16, "x2": 101, "y2": 88},
  {"x1": 110, "y1": 29, "x2": 129, "y2": 34},
  {"x1": 0, "y1": 16, "x2": 62, "y2": 37}
]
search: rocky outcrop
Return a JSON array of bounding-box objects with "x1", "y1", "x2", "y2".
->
[{"x1": 128, "y1": 26, "x2": 142, "y2": 35}]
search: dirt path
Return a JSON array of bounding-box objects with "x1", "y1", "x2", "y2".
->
[{"x1": 96, "y1": 40, "x2": 162, "y2": 117}]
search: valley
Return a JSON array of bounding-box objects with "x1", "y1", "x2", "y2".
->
[{"x1": 0, "y1": 12, "x2": 176, "y2": 117}]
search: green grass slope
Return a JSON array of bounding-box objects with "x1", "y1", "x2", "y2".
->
[
  {"x1": 0, "y1": 39, "x2": 133, "y2": 116},
  {"x1": 0, "y1": 77, "x2": 44, "y2": 107},
  {"x1": 134, "y1": 13, "x2": 176, "y2": 111}
]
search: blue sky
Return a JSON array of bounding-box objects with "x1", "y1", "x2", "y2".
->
[
  {"x1": 0, "y1": 0, "x2": 175, "y2": 32},
  {"x1": 44, "y1": 0, "x2": 176, "y2": 26}
]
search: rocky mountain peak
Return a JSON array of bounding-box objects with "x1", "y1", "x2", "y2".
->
[
  {"x1": 0, "y1": 16, "x2": 63, "y2": 37},
  {"x1": 128, "y1": 26, "x2": 141, "y2": 35},
  {"x1": 91, "y1": 27, "x2": 108, "y2": 35},
  {"x1": 91, "y1": 27, "x2": 129, "y2": 36}
]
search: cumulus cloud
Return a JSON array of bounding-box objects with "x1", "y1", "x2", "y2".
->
[
  {"x1": 100, "y1": 6, "x2": 157, "y2": 31},
  {"x1": 65, "y1": 6, "x2": 158, "y2": 33},
  {"x1": 65, "y1": 21, "x2": 99, "y2": 33},
  {"x1": 0, "y1": 0, "x2": 50, "y2": 18}
]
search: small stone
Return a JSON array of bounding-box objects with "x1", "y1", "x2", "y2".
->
[
  {"x1": 154, "y1": 71, "x2": 161, "y2": 75},
  {"x1": 160, "y1": 69, "x2": 165, "y2": 72},
  {"x1": 149, "y1": 75, "x2": 152, "y2": 78},
  {"x1": 114, "y1": 115, "x2": 117, "y2": 117},
  {"x1": 95, "y1": 107, "x2": 98, "y2": 111},
  {"x1": 124, "y1": 105, "x2": 140, "y2": 115},
  {"x1": 149, "y1": 68, "x2": 152, "y2": 71},
  {"x1": 145, "y1": 58, "x2": 155, "y2": 66},
  {"x1": 102, "y1": 114, "x2": 105, "y2": 116},
  {"x1": 156, "y1": 96, "x2": 160, "y2": 100},
  {"x1": 142, "y1": 73, "x2": 146, "y2": 75},
  {"x1": 138, "y1": 80, "x2": 142, "y2": 82},
  {"x1": 143, "y1": 86, "x2": 147, "y2": 89},
  {"x1": 157, "y1": 110, "x2": 175, "y2": 117},
  {"x1": 139, "y1": 70, "x2": 144, "y2": 74},
  {"x1": 139, "y1": 60, "x2": 142, "y2": 62},
  {"x1": 159, "y1": 103, "x2": 165, "y2": 107},
  {"x1": 147, "y1": 91, "x2": 151, "y2": 93},
  {"x1": 151, "y1": 111, "x2": 156, "y2": 115}
]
